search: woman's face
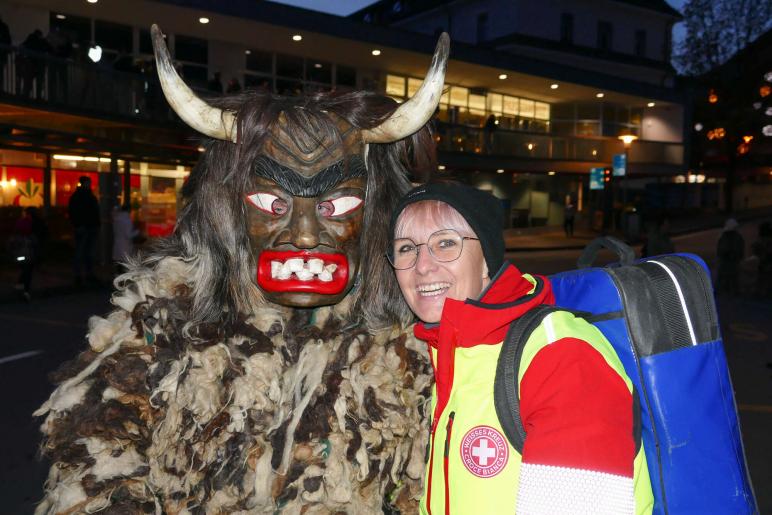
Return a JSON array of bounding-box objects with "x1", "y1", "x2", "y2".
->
[{"x1": 394, "y1": 203, "x2": 490, "y2": 324}]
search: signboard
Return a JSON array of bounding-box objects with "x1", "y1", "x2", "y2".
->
[
  {"x1": 590, "y1": 167, "x2": 605, "y2": 190},
  {"x1": 613, "y1": 153, "x2": 626, "y2": 177}
]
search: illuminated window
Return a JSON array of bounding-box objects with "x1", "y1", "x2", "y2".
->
[
  {"x1": 534, "y1": 102, "x2": 550, "y2": 120},
  {"x1": 519, "y1": 99, "x2": 535, "y2": 118},
  {"x1": 469, "y1": 93, "x2": 486, "y2": 115},
  {"x1": 449, "y1": 86, "x2": 469, "y2": 107},
  {"x1": 487, "y1": 93, "x2": 503, "y2": 113},
  {"x1": 386, "y1": 75, "x2": 406, "y2": 97},
  {"x1": 503, "y1": 96, "x2": 519, "y2": 115}
]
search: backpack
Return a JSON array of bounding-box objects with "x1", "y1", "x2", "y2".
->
[{"x1": 494, "y1": 237, "x2": 757, "y2": 514}]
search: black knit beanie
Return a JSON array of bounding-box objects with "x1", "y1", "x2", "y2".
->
[{"x1": 389, "y1": 182, "x2": 505, "y2": 274}]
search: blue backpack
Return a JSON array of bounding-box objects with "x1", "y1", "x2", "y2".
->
[{"x1": 493, "y1": 237, "x2": 757, "y2": 514}]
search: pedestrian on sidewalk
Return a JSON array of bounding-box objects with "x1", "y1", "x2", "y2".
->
[
  {"x1": 716, "y1": 218, "x2": 744, "y2": 295},
  {"x1": 563, "y1": 198, "x2": 576, "y2": 238},
  {"x1": 112, "y1": 205, "x2": 139, "y2": 274},
  {"x1": 68, "y1": 176, "x2": 100, "y2": 284},
  {"x1": 11, "y1": 207, "x2": 48, "y2": 301}
]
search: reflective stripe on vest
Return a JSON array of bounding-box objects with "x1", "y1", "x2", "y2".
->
[{"x1": 419, "y1": 310, "x2": 653, "y2": 515}]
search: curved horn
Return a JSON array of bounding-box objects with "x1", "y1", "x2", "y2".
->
[
  {"x1": 151, "y1": 24, "x2": 236, "y2": 141},
  {"x1": 362, "y1": 33, "x2": 450, "y2": 143}
]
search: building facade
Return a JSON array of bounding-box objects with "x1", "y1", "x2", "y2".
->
[{"x1": 0, "y1": 0, "x2": 689, "y2": 242}]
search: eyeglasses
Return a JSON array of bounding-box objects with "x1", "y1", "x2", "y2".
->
[{"x1": 388, "y1": 229, "x2": 479, "y2": 270}]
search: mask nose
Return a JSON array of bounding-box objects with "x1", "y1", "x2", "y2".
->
[{"x1": 290, "y1": 198, "x2": 321, "y2": 249}]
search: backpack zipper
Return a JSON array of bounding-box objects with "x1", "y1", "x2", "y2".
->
[{"x1": 443, "y1": 411, "x2": 455, "y2": 515}]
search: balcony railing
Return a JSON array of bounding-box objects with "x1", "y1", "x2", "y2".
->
[
  {"x1": 435, "y1": 122, "x2": 684, "y2": 166},
  {"x1": 0, "y1": 44, "x2": 175, "y2": 122}
]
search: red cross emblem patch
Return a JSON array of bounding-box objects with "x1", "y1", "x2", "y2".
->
[{"x1": 460, "y1": 425, "x2": 509, "y2": 478}]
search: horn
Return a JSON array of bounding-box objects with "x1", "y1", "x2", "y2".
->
[
  {"x1": 151, "y1": 24, "x2": 236, "y2": 141},
  {"x1": 361, "y1": 33, "x2": 450, "y2": 144}
]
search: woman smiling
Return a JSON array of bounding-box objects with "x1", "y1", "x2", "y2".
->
[{"x1": 388, "y1": 182, "x2": 653, "y2": 515}]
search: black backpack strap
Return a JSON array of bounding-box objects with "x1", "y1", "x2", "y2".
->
[
  {"x1": 494, "y1": 305, "x2": 561, "y2": 454},
  {"x1": 494, "y1": 306, "x2": 643, "y2": 456}
]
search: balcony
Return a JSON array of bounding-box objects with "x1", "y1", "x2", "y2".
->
[
  {"x1": 0, "y1": 44, "x2": 174, "y2": 122},
  {"x1": 435, "y1": 122, "x2": 684, "y2": 172}
]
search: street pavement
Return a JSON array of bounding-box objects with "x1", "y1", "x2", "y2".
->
[{"x1": 1, "y1": 222, "x2": 770, "y2": 513}]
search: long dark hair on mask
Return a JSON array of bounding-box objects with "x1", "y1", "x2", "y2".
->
[{"x1": 137, "y1": 88, "x2": 435, "y2": 334}]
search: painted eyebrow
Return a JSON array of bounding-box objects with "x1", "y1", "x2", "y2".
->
[{"x1": 253, "y1": 156, "x2": 366, "y2": 197}]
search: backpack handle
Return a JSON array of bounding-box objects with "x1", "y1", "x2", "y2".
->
[{"x1": 577, "y1": 236, "x2": 635, "y2": 269}]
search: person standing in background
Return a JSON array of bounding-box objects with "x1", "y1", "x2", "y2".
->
[
  {"x1": 68, "y1": 176, "x2": 100, "y2": 284},
  {"x1": 563, "y1": 198, "x2": 576, "y2": 237},
  {"x1": 13, "y1": 207, "x2": 48, "y2": 301},
  {"x1": 111, "y1": 205, "x2": 138, "y2": 274}
]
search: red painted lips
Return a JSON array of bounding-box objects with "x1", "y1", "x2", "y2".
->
[{"x1": 257, "y1": 250, "x2": 349, "y2": 295}]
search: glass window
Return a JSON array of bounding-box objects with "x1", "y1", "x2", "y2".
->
[
  {"x1": 244, "y1": 74, "x2": 272, "y2": 91},
  {"x1": 469, "y1": 93, "x2": 486, "y2": 115},
  {"x1": 440, "y1": 87, "x2": 449, "y2": 105},
  {"x1": 449, "y1": 86, "x2": 468, "y2": 107},
  {"x1": 534, "y1": 102, "x2": 550, "y2": 120},
  {"x1": 308, "y1": 60, "x2": 332, "y2": 84},
  {"x1": 551, "y1": 103, "x2": 573, "y2": 119},
  {"x1": 50, "y1": 12, "x2": 90, "y2": 46},
  {"x1": 597, "y1": 21, "x2": 613, "y2": 52},
  {"x1": 576, "y1": 121, "x2": 600, "y2": 136},
  {"x1": 503, "y1": 95, "x2": 519, "y2": 115},
  {"x1": 488, "y1": 93, "x2": 503, "y2": 113},
  {"x1": 616, "y1": 106, "x2": 630, "y2": 124},
  {"x1": 277, "y1": 79, "x2": 303, "y2": 95},
  {"x1": 630, "y1": 107, "x2": 643, "y2": 125},
  {"x1": 635, "y1": 30, "x2": 647, "y2": 58},
  {"x1": 386, "y1": 74, "x2": 405, "y2": 97},
  {"x1": 181, "y1": 64, "x2": 207, "y2": 84},
  {"x1": 576, "y1": 103, "x2": 600, "y2": 120},
  {"x1": 95, "y1": 20, "x2": 133, "y2": 53},
  {"x1": 175, "y1": 34, "x2": 208, "y2": 64},
  {"x1": 336, "y1": 65, "x2": 356, "y2": 88},
  {"x1": 519, "y1": 99, "x2": 535, "y2": 118},
  {"x1": 246, "y1": 49, "x2": 272, "y2": 73},
  {"x1": 139, "y1": 29, "x2": 156, "y2": 55},
  {"x1": 407, "y1": 77, "x2": 423, "y2": 98},
  {"x1": 276, "y1": 54, "x2": 304, "y2": 79}
]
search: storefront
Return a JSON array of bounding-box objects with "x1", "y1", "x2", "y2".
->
[{"x1": 0, "y1": 148, "x2": 190, "y2": 239}]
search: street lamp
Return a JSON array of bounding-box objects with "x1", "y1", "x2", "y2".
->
[{"x1": 618, "y1": 133, "x2": 638, "y2": 205}]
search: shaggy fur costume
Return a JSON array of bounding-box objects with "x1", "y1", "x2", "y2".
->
[{"x1": 34, "y1": 257, "x2": 432, "y2": 514}]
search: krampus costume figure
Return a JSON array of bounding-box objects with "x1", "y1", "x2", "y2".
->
[{"x1": 34, "y1": 26, "x2": 449, "y2": 514}]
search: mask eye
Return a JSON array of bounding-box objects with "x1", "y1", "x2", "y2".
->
[
  {"x1": 246, "y1": 192, "x2": 288, "y2": 216},
  {"x1": 317, "y1": 196, "x2": 363, "y2": 218}
]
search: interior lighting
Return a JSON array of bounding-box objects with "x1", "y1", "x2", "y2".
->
[
  {"x1": 550, "y1": 83, "x2": 559, "y2": 89},
  {"x1": 591, "y1": 149, "x2": 598, "y2": 156},
  {"x1": 292, "y1": 34, "x2": 303, "y2": 42},
  {"x1": 314, "y1": 63, "x2": 322, "y2": 68},
  {"x1": 0, "y1": 180, "x2": 6, "y2": 188},
  {"x1": 245, "y1": 50, "x2": 251, "y2": 55},
  {"x1": 708, "y1": 90, "x2": 718, "y2": 103},
  {"x1": 437, "y1": 165, "x2": 446, "y2": 171},
  {"x1": 371, "y1": 49, "x2": 381, "y2": 56},
  {"x1": 527, "y1": 143, "x2": 534, "y2": 150},
  {"x1": 764, "y1": 125, "x2": 772, "y2": 137},
  {"x1": 87, "y1": 0, "x2": 98, "y2": 3},
  {"x1": 761, "y1": 85, "x2": 771, "y2": 97},
  {"x1": 54, "y1": 154, "x2": 85, "y2": 161},
  {"x1": 55, "y1": 14, "x2": 66, "y2": 19},
  {"x1": 548, "y1": 171, "x2": 556, "y2": 176},
  {"x1": 695, "y1": 123, "x2": 704, "y2": 131},
  {"x1": 199, "y1": 17, "x2": 210, "y2": 24},
  {"x1": 498, "y1": 74, "x2": 508, "y2": 80},
  {"x1": 743, "y1": 135, "x2": 754, "y2": 144},
  {"x1": 618, "y1": 134, "x2": 638, "y2": 146},
  {"x1": 647, "y1": 102, "x2": 656, "y2": 107},
  {"x1": 88, "y1": 45, "x2": 102, "y2": 63},
  {"x1": 496, "y1": 169, "x2": 505, "y2": 174},
  {"x1": 596, "y1": 92, "x2": 604, "y2": 98}
]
